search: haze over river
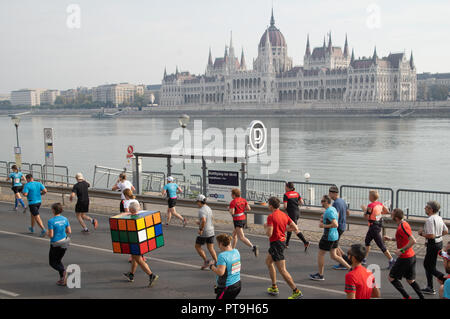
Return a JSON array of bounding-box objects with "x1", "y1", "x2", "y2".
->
[{"x1": 1, "y1": 115, "x2": 449, "y2": 191}]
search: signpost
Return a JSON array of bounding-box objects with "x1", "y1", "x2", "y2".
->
[
  {"x1": 207, "y1": 170, "x2": 239, "y2": 202},
  {"x1": 14, "y1": 147, "x2": 22, "y2": 169},
  {"x1": 44, "y1": 128, "x2": 55, "y2": 182}
]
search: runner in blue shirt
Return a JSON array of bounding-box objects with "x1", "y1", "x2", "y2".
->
[
  {"x1": 47, "y1": 203, "x2": 71, "y2": 286},
  {"x1": 22, "y1": 174, "x2": 47, "y2": 236},
  {"x1": 162, "y1": 176, "x2": 186, "y2": 226},
  {"x1": 210, "y1": 233, "x2": 242, "y2": 299},
  {"x1": 6, "y1": 165, "x2": 26, "y2": 211}
]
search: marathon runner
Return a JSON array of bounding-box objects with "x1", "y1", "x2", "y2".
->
[
  {"x1": 195, "y1": 194, "x2": 217, "y2": 270},
  {"x1": 329, "y1": 186, "x2": 351, "y2": 270},
  {"x1": 69, "y1": 173, "x2": 98, "y2": 233},
  {"x1": 6, "y1": 164, "x2": 26, "y2": 212},
  {"x1": 282, "y1": 182, "x2": 309, "y2": 251},
  {"x1": 210, "y1": 233, "x2": 242, "y2": 299},
  {"x1": 162, "y1": 176, "x2": 187, "y2": 226},
  {"x1": 310, "y1": 195, "x2": 350, "y2": 281},
  {"x1": 229, "y1": 188, "x2": 258, "y2": 257},
  {"x1": 344, "y1": 244, "x2": 380, "y2": 299},
  {"x1": 47, "y1": 203, "x2": 71, "y2": 286},
  {"x1": 264, "y1": 197, "x2": 303, "y2": 299},
  {"x1": 112, "y1": 173, "x2": 135, "y2": 213},
  {"x1": 362, "y1": 190, "x2": 395, "y2": 269},
  {"x1": 438, "y1": 241, "x2": 450, "y2": 299},
  {"x1": 122, "y1": 201, "x2": 159, "y2": 287},
  {"x1": 22, "y1": 174, "x2": 47, "y2": 236},
  {"x1": 384, "y1": 208, "x2": 424, "y2": 299}
]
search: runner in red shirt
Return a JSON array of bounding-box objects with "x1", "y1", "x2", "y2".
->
[
  {"x1": 384, "y1": 208, "x2": 424, "y2": 299},
  {"x1": 264, "y1": 197, "x2": 303, "y2": 299},
  {"x1": 344, "y1": 244, "x2": 380, "y2": 299},
  {"x1": 229, "y1": 188, "x2": 259, "y2": 257}
]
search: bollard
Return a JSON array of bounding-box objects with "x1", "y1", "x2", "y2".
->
[{"x1": 254, "y1": 214, "x2": 265, "y2": 225}]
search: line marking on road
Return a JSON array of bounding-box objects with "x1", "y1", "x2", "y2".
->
[
  {"x1": 0, "y1": 229, "x2": 345, "y2": 296},
  {"x1": 0, "y1": 288, "x2": 20, "y2": 298}
]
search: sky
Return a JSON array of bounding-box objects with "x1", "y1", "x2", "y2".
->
[{"x1": 1, "y1": 0, "x2": 449, "y2": 94}]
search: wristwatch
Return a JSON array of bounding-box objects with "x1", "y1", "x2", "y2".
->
[{"x1": 400, "y1": 248, "x2": 406, "y2": 254}]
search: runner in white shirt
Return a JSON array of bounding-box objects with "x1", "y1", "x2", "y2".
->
[
  {"x1": 418, "y1": 200, "x2": 449, "y2": 295},
  {"x1": 112, "y1": 173, "x2": 135, "y2": 213}
]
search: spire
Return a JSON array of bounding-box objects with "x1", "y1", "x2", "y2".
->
[
  {"x1": 176, "y1": 65, "x2": 179, "y2": 75},
  {"x1": 350, "y1": 48, "x2": 355, "y2": 66},
  {"x1": 305, "y1": 34, "x2": 311, "y2": 56},
  {"x1": 208, "y1": 47, "x2": 213, "y2": 66},
  {"x1": 224, "y1": 45, "x2": 228, "y2": 58},
  {"x1": 270, "y1": 7, "x2": 275, "y2": 27},
  {"x1": 163, "y1": 66, "x2": 167, "y2": 79},
  {"x1": 323, "y1": 36, "x2": 326, "y2": 49},
  {"x1": 372, "y1": 46, "x2": 378, "y2": 63},
  {"x1": 240, "y1": 47, "x2": 246, "y2": 70},
  {"x1": 229, "y1": 31, "x2": 235, "y2": 58},
  {"x1": 410, "y1": 51, "x2": 415, "y2": 69},
  {"x1": 344, "y1": 34, "x2": 349, "y2": 57},
  {"x1": 328, "y1": 32, "x2": 332, "y2": 53}
]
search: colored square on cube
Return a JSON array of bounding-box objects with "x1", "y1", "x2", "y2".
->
[
  {"x1": 138, "y1": 229, "x2": 147, "y2": 243},
  {"x1": 109, "y1": 210, "x2": 163, "y2": 255},
  {"x1": 126, "y1": 220, "x2": 137, "y2": 231},
  {"x1": 147, "y1": 226, "x2": 155, "y2": 239},
  {"x1": 128, "y1": 231, "x2": 139, "y2": 244},
  {"x1": 112, "y1": 242, "x2": 121, "y2": 253},
  {"x1": 109, "y1": 219, "x2": 118, "y2": 230},
  {"x1": 154, "y1": 224, "x2": 163, "y2": 236},
  {"x1": 156, "y1": 235, "x2": 164, "y2": 248}
]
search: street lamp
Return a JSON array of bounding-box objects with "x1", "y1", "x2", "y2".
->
[
  {"x1": 11, "y1": 116, "x2": 20, "y2": 147},
  {"x1": 178, "y1": 114, "x2": 190, "y2": 170},
  {"x1": 11, "y1": 115, "x2": 22, "y2": 169}
]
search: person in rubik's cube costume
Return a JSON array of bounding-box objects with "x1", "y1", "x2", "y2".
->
[{"x1": 109, "y1": 201, "x2": 161, "y2": 287}]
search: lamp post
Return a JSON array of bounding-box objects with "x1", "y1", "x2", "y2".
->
[
  {"x1": 11, "y1": 116, "x2": 22, "y2": 169},
  {"x1": 178, "y1": 114, "x2": 190, "y2": 170}
]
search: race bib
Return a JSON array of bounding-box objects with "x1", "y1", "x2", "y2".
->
[
  {"x1": 14, "y1": 178, "x2": 20, "y2": 184},
  {"x1": 231, "y1": 261, "x2": 241, "y2": 274}
]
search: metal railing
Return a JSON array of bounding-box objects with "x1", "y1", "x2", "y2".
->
[
  {"x1": 0, "y1": 161, "x2": 72, "y2": 186},
  {"x1": 396, "y1": 189, "x2": 450, "y2": 219},
  {"x1": 92, "y1": 165, "x2": 126, "y2": 189},
  {"x1": 340, "y1": 185, "x2": 395, "y2": 212}
]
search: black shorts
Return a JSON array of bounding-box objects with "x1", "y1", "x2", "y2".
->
[
  {"x1": 336, "y1": 229, "x2": 344, "y2": 245},
  {"x1": 120, "y1": 200, "x2": 125, "y2": 213},
  {"x1": 233, "y1": 220, "x2": 247, "y2": 229},
  {"x1": 389, "y1": 256, "x2": 416, "y2": 281},
  {"x1": 196, "y1": 236, "x2": 214, "y2": 245},
  {"x1": 168, "y1": 198, "x2": 177, "y2": 208},
  {"x1": 29, "y1": 203, "x2": 41, "y2": 216},
  {"x1": 75, "y1": 201, "x2": 89, "y2": 213},
  {"x1": 287, "y1": 211, "x2": 300, "y2": 224},
  {"x1": 365, "y1": 223, "x2": 387, "y2": 253},
  {"x1": 268, "y1": 240, "x2": 286, "y2": 262},
  {"x1": 11, "y1": 186, "x2": 23, "y2": 194},
  {"x1": 319, "y1": 237, "x2": 338, "y2": 251},
  {"x1": 216, "y1": 281, "x2": 242, "y2": 300}
]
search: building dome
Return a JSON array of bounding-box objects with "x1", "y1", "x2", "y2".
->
[{"x1": 258, "y1": 10, "x2": 287, "y2": 48}]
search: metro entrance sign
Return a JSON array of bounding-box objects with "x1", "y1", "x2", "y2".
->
[
  {"x1": 44, "y1": 128, "x2": 54, "y2": 166},
  {"x1": 208, "y1": 170, "x2": 239, "y2": 202},
  {"x1": 126, "y1": 145, "x2": 135, "y2": 159}
]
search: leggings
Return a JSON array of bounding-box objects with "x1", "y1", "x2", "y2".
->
[
  {"x1": 424, "y1": 241, "x2": 444, "y2": 289},
  {"x1": 49, "y1": 245, "x2": 67, "y2": 278},
  {"x1": 216, "y1": 281, "x2": 241, "y2": 300},
  {"x1": 365, "y1": 223, "x2": 387, "y2": 253}
]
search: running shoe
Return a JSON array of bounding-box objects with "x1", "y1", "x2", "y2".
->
[
  {"x1": 56, "y1": 279, "x2": 66, "y2": 286},
  {"x1": 28, "y1": 227, "x2": 34, "y2": 233},
  {"x1": 386, "y1": 259, "x2": 396, "y2": 270},
  {"x1": 252, "y1": 245, "x2": 259, "y2": 257},
  {"x1": 12, "y1": 207, "x2": 18, "y2": 211},
  {"x1": 304, "y1": 241, "x2": 310, "y2": 253},
  {"x1": 421, "y1": 287, "x2": 436, "y2": 295},
  {"x1": 81, "y1": 229, "x2": 89, "y2": 234},
  {"x1": 267, "y1": 286, "x2": 279, "y2": 296},
  {"x1": 40, "y1": 229, "x2": 47, "y2": 237},
  {"x1": 148, "y1": 273, "x2": 159, "y2": 287},
  {"x1": 332, "y1": 264, "x2": 348, "y2": 270},
  {"x1": 309, "y1": 273, "x2": 324, "y2": 281},
  {"x1": 123, "y1": 272, "x2": 135, "y2": 282},
  {"x1": 201, "y1": 259, "x2": 210, "y2": 270},
  {"x1": 288, "y1": 289, "x2": 303, "y2": 299},
  {"x1": 92, "y1": 219, "x2": 98, "y2": 230},
  {"x1": 22, "y1": 206, "x2": 27, "y2": 214}
]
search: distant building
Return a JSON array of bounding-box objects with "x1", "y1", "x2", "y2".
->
[
  {"x1": 92, "y1": 83, "x2": 142, "y2": 107},
  {"x1": 417, "y1": 73, "x2": 450, "y2": 86},
  {"x1": 40, "y1": 89, "x2": 60, "y2": 105},
  {"x1": 160, "y1": 10, "x2": 416, "y2": 106},
  {"x1": 144, "y1": 84, "x2": 161, "y2": 105},
  {"x1": 417, "y1": 73, "x2": 450, "y2": 101}
]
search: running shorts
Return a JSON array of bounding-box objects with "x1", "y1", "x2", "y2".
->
[
  {"x1": 196, "y1": 236, "x2": 215, "y2": 245},
  {"x1": 215, "y1": 281, "x2": 242, "y2": 300},
  {"x1": 11, "y1": 186, "x2": 23, "y2": 194},
  {"x1": 233, "y1": 220, "x2": 247, "y2": 229},
  {"x1": 168, "y1": 198, "x2": 177, "y2": 208},
  {"x1": 75, "y1": 201, "x2": 89, "y2": 213},
  {"x1": 29, "y1": 203, "x2": 41, "y2": 216},
  {"x1": 319, "y1": 236, "x2": 338, "y2": 251},
  {"x1": 389, "y1": 256, "x2": 416, "y2": 281},
  {"x1": 268, "y1": 240, "x2": 286, "y2": 262}
]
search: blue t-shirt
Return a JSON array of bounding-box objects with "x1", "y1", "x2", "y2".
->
[
  {"x1": 164, "y1": 183, "x2": 179, "y2": 198},
  {"x1": 444, "y1": 278, "x2": 450, "y2": 299},
  {"x1": 332, "y1": 198, "x2": 347, "y2": 231},
  {"x1": 23, "y1": 181, "x2": 45, "y2": 205},
  {"x1": 9, "y1": 172, "x2": 23, "y2": 187},
  {"x1": 48, "y1": 215, "x2": 70, "y2": 242},
  {"x1": 323, "y1": 206, "x2": 339, "y2": 242},
  {"x1": 216, "y1": 249, "x2": 241, "y2": 288}
]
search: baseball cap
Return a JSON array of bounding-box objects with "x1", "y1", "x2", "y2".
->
[
  {"x1": 329, "y1": 186, "x2": 339, "y2": 193},
  {"x1": 167, "y1": 176, "x2": 174, "y2": 182},
  {"x1": 196, "y1": 194, "x2": 206, "y2": 203}
]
